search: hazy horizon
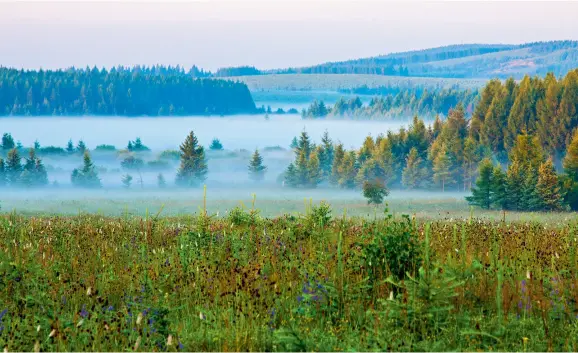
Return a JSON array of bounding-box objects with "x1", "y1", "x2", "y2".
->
[{"x1": 1, "y1": 1, "x2": 578, "y2": 71}]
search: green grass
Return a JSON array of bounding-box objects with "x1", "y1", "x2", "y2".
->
[{"x1": 1, "y1": 199, "x2": 578, "y2": 351}]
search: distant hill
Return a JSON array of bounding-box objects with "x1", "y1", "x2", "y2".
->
[{"x1": 265, "y1": 41, "x2": 578, "y2": 79}]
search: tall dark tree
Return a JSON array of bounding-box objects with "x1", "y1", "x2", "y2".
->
[
  {"x1": 71, "y1": 151, "x2": 101, "y2": 188},
  {"x1": 466, "y1": 158, "x2": 494, "y2": 209},
  {"x1": 176, "y1": 131, "x2": 208, "y2": 187},
  {"x1": 248, "y1": 149, "x2": 267, "y2": 182}
]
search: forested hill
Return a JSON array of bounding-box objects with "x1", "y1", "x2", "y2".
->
[
  {"x1": 0, "y1": 67, "x2": 257, "y2": 116},
  {"x1": 266, "y1": 41, "x2": 578, "y2": 79}
]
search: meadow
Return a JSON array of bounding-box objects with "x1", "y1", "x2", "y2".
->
[{"x1": 1, "y1": 193, "x2": 578, "y2": 351}]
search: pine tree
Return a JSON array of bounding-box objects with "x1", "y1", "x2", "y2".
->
[
  {"x1": 491, "y1": 166, "x2": 508, "y2": 210},
  {"x1": 521, "y1": 169, "x2": 541, "y2": 211},
  {"x1": 563, "y1": 129, "x2": 578, "y2": 181},
  {"x1": 248, "y1": 149, "x2": 267, "y2": 182},
  {"x1": 66, "y1": 139, "x2": 75, "y2": 154},
  {"x1": 466, "y1": 158, "x2": 493, "y2": 209},
  {"x1": 290, "y1": 137, "x2": 298, "y2": 150},
  {"x1": 284, "y1": 163, "x2": 298, "y2": 187},
  {"x1": 536, "y1": 158, "x2": 563, "y2": 211},
  {"x1": 318, "y1": 131, "x2": 334, "y2": 179},
  {"x1": 157, "y1": 173, "x2": 166, "y2": 188},
  {"x1": 77, "y1": 140, "x2": 87, "y2": 154},
  {"x1": 402, "y1": 147, "x2": 427, "y2": 189},
  {"x1": 338, "y1": 151, "x2": 357, "y2": 189},
  {"x1": 122, "y1": 174, "x2": 133, "y2": 189},
  {"x1": 433, "y1": 145, "x2": 453, "y2": 192},
  {"x1": 132, "y1": 137, "x2": 149, "y2": 151},
  {"x1": 23, "y1": 149, "x2": 48, "y2": 187},
  {"x1": 175, "y1": 131, "x2": 208, "y2": 187},
  {"x1": 5, "y1": 148, "x2": 22, "y2": 186},
  {"x1": 505, "y1": 160, "x2": 525, "y2": 211},
  {"x1": 127, "y1": 140, "x2": 134, "y2": 151},
  {"x1": 71, "y1": 151, "x2": 101, "y2": 188},
  {"x1": 209, "y1": 138, "x2": 224, "y2": 151},
  {"x1": 330, "y1": 143, "x2": 345, "y2": 186},
  {"x1": 307, "y1": 151, "x2": 322, "y2": 188}
]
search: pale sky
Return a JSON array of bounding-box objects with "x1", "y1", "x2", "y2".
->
[{"x1": 1, "y1": 1, "x2": 577, "y2": 71}]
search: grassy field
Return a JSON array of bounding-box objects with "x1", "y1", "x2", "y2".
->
[{"x1": 1, "y1": 200, "x2": 578, "y2": 351}]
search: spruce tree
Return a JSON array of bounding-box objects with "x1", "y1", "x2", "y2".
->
[
  {"x1": 338, "y1": 151, "x2": 358, "y2": 189},
  {"x1": 248, "y1": 149, "x2": 267, "y2": 182},
  {"x1": 175, "y1": 131, "x2": 208, "y2": 187},
  {"x1": 466, "y1": 158, "x2": 494, "y2": 209},
  {"x1": 491, "y1": 166, "x2": 509, "y2": 210},
  {"x1": 66, "y1": 139, "x2": 75, "y2": 154},
  {"x1": 330, "y1": 143, "x2": 345, "y2": 186},
  {"x1": 536, "y1": 158, "x2": 563, "y2": 211},
  {"x1": 505, "y1": 160, "x2": 525, "y2": 210},
  {"x1": 433, "y1": 145, "x2": 453, "y2": 192},
  {"x1": 0, "y1": 158, "x2": 5, "y2": 187},
  {"x1": 521, "y1": 169, "x2": 541, "y2": 211},
  {"x1": 284, "y1": 163, "x2": 298, "y2": 187},
  {"x1": 5, "y1": 148, "x2": 22, "y2": 186},
  {"x1": 563, "y1": 129, "x2": 578, "y2": 181},
  {"x1": 307, "y1": 151, "x2": 322, "y2": 187},
  {"x1": 77, "y1": 140, "x2": 87, "y2": 154},
  {"x1": 402, "y1": 147, "x2": 427, "y2": 189},
  {"x1": 209, "y1": 138, "x2": 224, "y2": 151},
  {"x1": 2, "y1": 133, "x2": 15, "y2": 151},
  {"x1": 318, "y1": 131, "x2": 334, "y2": 179},
  {"x1": 71, "y1": 151, "x2": 101, "y2": 188}
]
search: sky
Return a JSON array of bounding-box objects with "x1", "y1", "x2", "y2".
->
[{"x1": 1, "y1": 0, "x2": 578, "y2": 71}]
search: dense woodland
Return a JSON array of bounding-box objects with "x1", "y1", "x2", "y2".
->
[
  {"x1": 0, "y1": 67, "x2": 256, "y2": 116},
  {"x1": 302, "y1": 88, "x2": 479, "y2": 119}
]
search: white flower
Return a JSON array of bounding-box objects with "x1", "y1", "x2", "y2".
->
[
  {"x1": 388, "y1": 291, "x2": 394, "y2": 300},
  {"x1": 136, "y1": 313, "x2": 143, "y2": 326},
  {"x1": 199, "y1": 312, "x2": 206, "y2": 320},
  {"x1": 134, "y1": 336, "x2": 141, "y2": 351},
  {"x1": 49, "y1": 329, "x2": 56, "y2": 338},
  {"x1": 167, "y1": 335, "x2": 173, "y2": 346}
]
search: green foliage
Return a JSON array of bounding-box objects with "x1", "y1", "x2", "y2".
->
[
  {"x1": 157, "y1": 173, "x2": 166, "y2": 188},
  {"x1": 175, "y1": 131, "x2": 208, "y2": 187},
  {"x1": 95, "y1": 144, "x2": 116, "y2": 152},
  {"x1": 121, "y1": 174, "x2": 133, "y2": 189},
  {"x1": 248, "y1": 149, "x2": 267, "y2": 182},
  {"x1": 127, "y1": 137, "x2": 150, "y2": 152},
  {"x1": 362, "y1": 179, "x2": 389, "y2": 205},
  {"x1": 121, "y1": 155, "x2": 144, "y2": 171},
  {"x1": 209, "y1": 138, "x2": 224, "y2": 151},
  {"x1": 71, "y1": 151, "x2": 101, "y2": 188},
  {"x1": 466, "y1": 158, "x2": 494, "y2": 209}
]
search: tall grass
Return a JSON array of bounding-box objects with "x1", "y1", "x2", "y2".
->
[{"x1": 0, "y1": 204, "x2": 577, "y2": 351}]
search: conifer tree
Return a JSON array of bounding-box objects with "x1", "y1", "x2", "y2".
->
[
  {"x1": 248, "y1": 149, "x2": 267, "y2": 182},
  {"x1": 433, "y1": 144, "x2": 453, "y2": 192},
  {"x1": 505, "y1": 160, "x2": 525, "y2": 210},
  {"x1": 209, "y1": 138, "x2": 224, "y2": 151},
  {"x1": 402, "y1": 147, "x2": 427, "y2": 189},
  {"x1": 307, "y1": 151, "x2": 322, "y2": 188},
  {"x1": 564, "y1": 129, "x2": 578, "y2": 180},
  {"x1": 536, "y1": 158, "x2": 563, "y2": 211},
  {"x1": 432, "y1": 115, "x2": 443, "y2": 139},
  {"x1": 358, "y1": 135, "x2": 375, "y2": 166},
  {"x1": 284, "y1": 163, "x2": 298, "y2": 187},
  {"x1": 318, "y1": 131, "x2": 334, "y2": 179},
  {"x1": 66, "y1": 139, "x2": 75, "y2": 154},
  {"x1": 521, "y1": 169, "x2": 541, "y2": 211},
  {"x1": 338, "y1": 151, "x2": 358, "y2": 189},
  {"x1": 175, "y1": 131, "x2": 208, "y2": 187},
  {"x1": 462, "y1": 137, "x2": 480, "y2": 191},
  {"x1": 71, "y1": 151, "x2": 101, "y2": 188},
  {"x1": 491, "y1": 166, "x2": 508, "y2": 210},
  {"x1": 5, "y1": 148, "x2": 22, "y2": 186},
  {"x1": 330, "y1": 143, "x2": 345, "y2": 186},
  {"x1": 157, "y1": 173, "x2": 166, "y2": 188},
  {"x1": 466, "y1": 158, "x2": 494, "y2": 209},
  {"x1": 23, "y1": 149, "x2": 48, "y2": 187},
  {"x1": 77, "y1": 140, "x2": 87, "y2": 154},
  {"x1": 290, "y1": 137, "x2": 298, "y2": 150},
  {"x1": 2, "y1": 133, "x2": 15, "y2": 151}
]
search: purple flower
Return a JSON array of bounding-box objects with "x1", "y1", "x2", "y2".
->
[{"x1": 80, "y1": 305, "x2": 89, "y2": 318}]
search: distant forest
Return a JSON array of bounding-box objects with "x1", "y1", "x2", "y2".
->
[
  {"x1": 0, "y1": 67, "x2": 256, "y2": 116},
  {"x1": 302, "y1": 88, "x2": 479, "y2": 120}
]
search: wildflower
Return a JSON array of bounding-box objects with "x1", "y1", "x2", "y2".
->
[
  {"x1": 389, "y1": 291, "x2": 394, "y2": 300},
  {"x1": 526, "y1": 270, "x2": 531, "y2": 280},
  {"x1": 136, "y1": 313, "x2": 143, "y2": 326},
  {"x1": 167, "y1": 334, "x2": 173, "y2": 346},
  {"x1": 80, "y1": 305, "x2": 89, "y2": 319},
  {"x1": 86, "y1": 287, "x2": 93, "y2": 297},
  {"x1": 49, "y1": 329, "x2": 56, "y2": 338},
  {"x1": 36, "y1": 325, "x2": 41, "y2": 333},
  {"x1": 199, "y1": 312, "x2": 206, "y2": 320},
  {"x1": 34, "y1": 341, "x2": 40, "y2": 353}
]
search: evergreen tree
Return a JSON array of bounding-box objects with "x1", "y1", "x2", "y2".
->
[
  {"x1": 0, "y1": 158, "x2": 5, "y2": 187},
  {"x1": 338, "y1": 151, "x2": 358, "y2": 189},
  {"x1": 432, "y1": 144, "x2": 453, "y2": 192},
  {"x1": 358, "y1": 135, "x2": 375, "y2": 166},
  {"x1": 127, "y1": 141, "x2": 134, "y2": 151},
  {"x1": 536, "y1": 158, "x2": 563, "y2": 211},
  {"x1": 307, "y1": 151, "x2": 322, "y2": 188},
  {"x1": 505, "y1": 160, "x2": 525, "y2": 210},
  {"x1": 290, "y1": 137, "x2": 298, "y2": 150},
  {"x1": 402, "y1": 147, "x2": 427, "y2": 189},
  {"x1": 284, "y1": 163, "x2": 298, "y2": 187},
  {"x1": 71, "y1": 151, "x2": 101, "y2": 188},
  {"x1": 77, "y1": 140, "x2": 87, "y2": 154},
  {"x1": 248, "y1": 149, "x2": 267, "y2": 182},
  {"x1": 121, "y1": 155, "x2": 144, "y2": 170},
  {"x1": 330, "y1": 143, "x2": 345, "y2": 186},
  {"x1": 23, "y1": 148, "x2": 48, "y2": 187},
  {"x1": 157, "y1": 173, "x2": 166, "y2": 188},
  {"x1": 66, "y1": 139, "x2": 75, "y2": 154},
  {"x1": 466, "y1": 158, "x2": 494, "y2": 209},
  {"x1": 564, "y1": 129, "x2": 578, "y2": 180},
  {"x1": 462, "y1": 137, "x2": 480, "y2": 191},
  {"x1": 5, "y1": 148, "x2": 22, "y2": 186},
  {"x1": 209, "y1": 138, "x2": 224, "y2": 151},
  {"x1": 122, "y1": 174, "x2": 133, "y2": 189},
  {"x1": 491, "y1": 166, "x2": 508, "y2": 210},
  {"x1": 521, "y1": 169, "x2": 541, "y2": 211},
  {"x1": 132, "y1": 137, "x2": 149, "y2": 152},
  {"x1": 175, "y1": 131, "x2": 208, "y2": 187},
  {"x1": 318, "y1": 131, "x2": 334, "y2": 179}
]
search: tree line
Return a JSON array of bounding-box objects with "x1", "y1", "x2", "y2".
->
[{"x1": 0, "y1": 67, "x2": 257, "y2": 116}]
